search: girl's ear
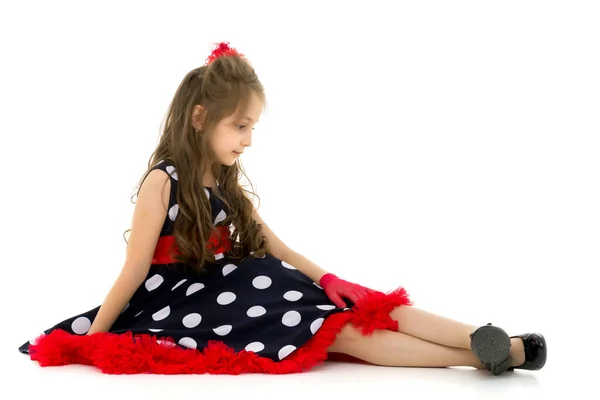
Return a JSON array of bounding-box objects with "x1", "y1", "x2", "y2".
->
[{"x1": 192, "y1": 105, "x2": 206, "y2": 131}]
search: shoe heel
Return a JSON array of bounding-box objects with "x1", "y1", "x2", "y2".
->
[{"x1": 484, "y1": 355, "x2": 513, "y2": 376}]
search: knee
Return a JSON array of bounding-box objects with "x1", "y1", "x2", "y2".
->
[{"x1": 328, "y1": 323, "x2": 362, "y2": 353}]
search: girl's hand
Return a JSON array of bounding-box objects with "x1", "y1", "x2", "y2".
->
[{"x1": 318, "y1": 273, "x2": 377, "y2": 308}]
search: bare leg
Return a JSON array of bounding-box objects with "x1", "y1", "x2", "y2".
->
[
  {"x1": 390, "y1": 305, "x2": 526, "y2": 366},
  {"x1": 390, "y1": 306, "x2": 477, "y2": 349},
  {"x1": 328, "y1": 323, "x2": 484, "y2": 368}
]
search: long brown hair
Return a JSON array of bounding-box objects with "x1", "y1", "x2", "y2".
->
[{"x1": 124, "y1": 47, "x2": 269, "y2": 273}]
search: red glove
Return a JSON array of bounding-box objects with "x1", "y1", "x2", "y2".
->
[{"x1": 319, "y1": 273, "x2": 376, "y2": 308}]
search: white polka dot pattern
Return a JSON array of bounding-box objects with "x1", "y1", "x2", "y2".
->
[{"x1": 18, "y1": 159, "x2": 356, "y2": 365}]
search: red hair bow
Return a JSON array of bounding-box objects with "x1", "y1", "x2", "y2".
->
[{"x1": 205, "y1": 41, "x2": 244, "y2": 64}]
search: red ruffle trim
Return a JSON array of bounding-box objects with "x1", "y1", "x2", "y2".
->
[{"x1": 27, "y1": 287, "x2": 412, "y2": 374}]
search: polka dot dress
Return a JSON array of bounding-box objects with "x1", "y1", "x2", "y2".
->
[{"x1": 18, "y1": 159, "x2": 353, "y2": 363}]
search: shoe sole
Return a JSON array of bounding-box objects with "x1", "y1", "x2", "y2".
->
[{"x1": 471, "y1": 325, "x2": 512, "y2": 375}]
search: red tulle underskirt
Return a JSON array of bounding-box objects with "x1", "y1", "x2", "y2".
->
[{"x1": 28, "y1": 287, "x2": 412, "y2": 374}]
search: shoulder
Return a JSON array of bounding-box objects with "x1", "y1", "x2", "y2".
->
[
  {"x1": 140, "y1": 167, "x2": 172, "y2": 211},
  {"x1": 144, "y1": 159, "x2": 179, "y2": 188},
  {"x1": 150, "y1": 159, "x2": 177, "y2": 176}
]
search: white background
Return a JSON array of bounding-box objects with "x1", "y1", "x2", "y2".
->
[{"x1": 1, "y1": 0, "x2": 598, "y2": 398}]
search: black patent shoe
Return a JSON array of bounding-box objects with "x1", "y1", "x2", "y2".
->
[
  {"x1": 470, "y1": 323, "x2": 512, "y2": 376},
  {"x1": 507, "y1": 333, "x2": 547, "y2": 371}
]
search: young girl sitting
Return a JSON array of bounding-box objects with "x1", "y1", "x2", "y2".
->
[{"x1": 19, "y1": 42, "x2": 546, "y2": 376}]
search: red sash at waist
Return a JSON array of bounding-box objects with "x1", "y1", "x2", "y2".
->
[{"x1": 151, "y1": 225, "x2": 232, "y2": 264}]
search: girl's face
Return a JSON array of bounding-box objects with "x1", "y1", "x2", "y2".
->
[{"x1": 208, "y1": 92, "x2": 263, "y2": 166}]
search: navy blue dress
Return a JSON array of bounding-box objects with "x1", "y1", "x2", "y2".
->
[{"x1": 19, "y1": 159, "x2": 352, "y2": 363}]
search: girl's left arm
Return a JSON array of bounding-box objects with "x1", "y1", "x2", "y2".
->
[
  {"x1": 279, "y1": 249, "x2": 329, "y2": 284},
  {"x1": 281, "y1": 249, "x2": 375, "y2": 308},
  {"x1": 251, "y1": 208, "x2": 376, "y2": 307},
  {"x1": 252, "y1": 207, "x2": 328, "y2": 283}
]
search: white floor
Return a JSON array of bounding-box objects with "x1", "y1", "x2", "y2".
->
[
  {"x1": 3, "y1": 348, "x2": 583, "y2": 400},
  {"x1": 3, "y1": 323, "x2": 592, "y2": 400}
]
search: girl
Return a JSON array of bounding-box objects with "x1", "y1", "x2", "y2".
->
[{"x1": 19, "y1": 42, "x2": 547, "y2": 376}]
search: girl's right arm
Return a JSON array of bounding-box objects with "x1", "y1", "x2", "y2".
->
[{"x1": 87, "y1": 169, "x2": 171, "y2": 335}]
